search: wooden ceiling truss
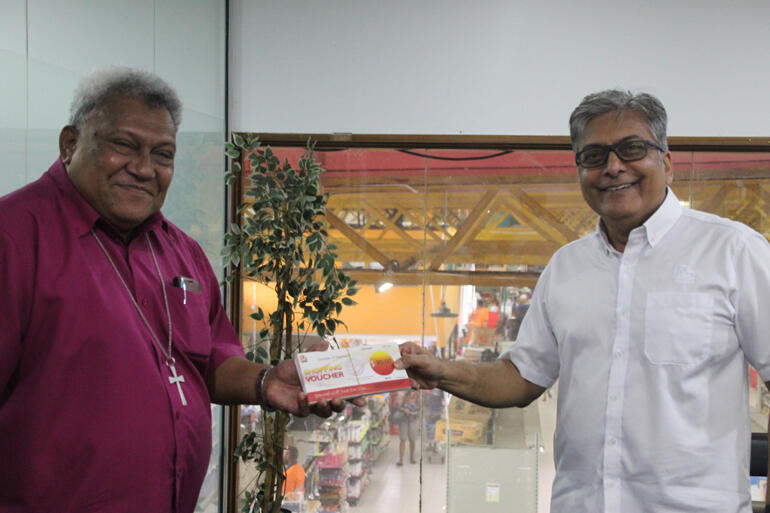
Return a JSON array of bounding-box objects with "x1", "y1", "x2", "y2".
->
[{"x1": 236, "y1": 136, "x2": 770, "y2": 288}]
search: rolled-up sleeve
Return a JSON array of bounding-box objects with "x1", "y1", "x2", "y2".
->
[{"x1": 499, "y1": 264, "x2": 560, "y2": 389}]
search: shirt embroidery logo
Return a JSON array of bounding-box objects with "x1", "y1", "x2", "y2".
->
[{"x1": 674, "y1": 264, "x2": 697, "y2": 285}]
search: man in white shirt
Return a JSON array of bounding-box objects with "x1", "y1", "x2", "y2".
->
[{"x1": 397, "y1": 89, "x2": 770, "y2": 512}]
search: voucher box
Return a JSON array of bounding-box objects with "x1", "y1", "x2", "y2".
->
[{"x1": 295, "y1": 344, "x2": 411, "y2": 403}]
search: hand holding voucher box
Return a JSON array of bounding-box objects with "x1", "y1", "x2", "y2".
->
[{"x1": 295, "y1": 344, "x2": 411, "y2": 403}]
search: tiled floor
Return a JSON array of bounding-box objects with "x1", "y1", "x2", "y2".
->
[{"x1": 352, "y1": 438, "x2": 446, "y2": 513}]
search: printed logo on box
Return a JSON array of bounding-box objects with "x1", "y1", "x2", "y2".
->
[
  {"x1": 304, "y1": 363, "x2": 345, "y2": 383},
  {"x1": 369, "y1": 351, "x2": 395, "y2": 375}
]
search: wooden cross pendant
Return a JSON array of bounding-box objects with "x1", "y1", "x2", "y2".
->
[{"x1": 168, "y1": 362, "x2": 188, "y2": 406}]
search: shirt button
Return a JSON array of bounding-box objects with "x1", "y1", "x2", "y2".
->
[
  {"x1": 175, "y1": 411, "x2": 180, "y2": 420},
  {"x1": 614, "y1": 350, "x2": 622, "y2": 358},
  {"x1": 141, "y1": 298, "x2": 148, "y2": 306},
  {"x1": 609, "y1": 393, "x2": 618, "y2": 401},
  {"x1": 608, "y1": 438, "x2": 617, "y2": 446}
]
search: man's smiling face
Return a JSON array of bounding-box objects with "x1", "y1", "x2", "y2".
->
[
  {"x1": 60, "y1": 95, "x2": 177, "y2": 239},
  {"x1": 577, "y1": 110, "x2": 673, "y2": 233}
]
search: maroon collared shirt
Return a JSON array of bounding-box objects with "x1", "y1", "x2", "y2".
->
[{"x1": 0, "y1": 159, "x2": 244, "y2": 512}]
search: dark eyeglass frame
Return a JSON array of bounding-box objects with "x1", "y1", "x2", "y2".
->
[{"x1": 575, "y1": 139, "x2": 666, "y2": 168}]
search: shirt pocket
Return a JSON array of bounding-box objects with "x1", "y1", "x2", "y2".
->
[
  {"x1": 167, "y1": 286, "x2": 212, "y2": 358},
  {"x1": 644, "y1": 292, "x2": 714, "y2": 366}
]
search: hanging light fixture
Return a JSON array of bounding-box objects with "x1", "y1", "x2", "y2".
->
[
  {"x1": 374, "y1": 261, "x2": 397, "y2": 293},
  {"x1": 430, "y1": 301, "x2": 458, "y2": 318}
]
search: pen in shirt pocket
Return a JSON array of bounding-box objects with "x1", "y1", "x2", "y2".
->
[{"x1": 172, "y1": 276, "x2": 202, "y2": 305}]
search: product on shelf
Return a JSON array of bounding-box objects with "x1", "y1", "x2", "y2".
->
[
  {"x1": 349, "y1": 458, "x2": 364, "y2": 476},
  {"x1": 435, "y1": 417, "x2": 486, "y2": 444},
  {"x1": 317, "y1": 447, "x2": 347, "y2": 469},
  {"x1": 447, "y1": 396, "x2": 493, "y2": 423},
  {"x1": 302, "y1": 395, "x2": 391, "y2": 511}
]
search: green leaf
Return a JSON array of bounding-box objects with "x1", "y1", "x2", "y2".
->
[
  {"x1": 233, "y1": 133, "x2": 246, "y2": 147},
  {"x1": 247, "y1": 135, "x2": 261, "y2": 150},
  {"x1": 341, "y1": 297, "x2": 356, "y2": 306}
]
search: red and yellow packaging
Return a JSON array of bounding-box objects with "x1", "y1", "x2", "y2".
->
[{"x1": 295, "y1": 344, "x2": 411, "y2": 403}]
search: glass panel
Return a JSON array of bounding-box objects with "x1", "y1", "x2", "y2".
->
[
  {"x1": 26, "y1": 0, "x2": 154, "y2": 177},
  {"x1": 235, "y1": 143, "x2": 770, "y2": 512},
  {"x1": 18, "y1": 2, "x2": 226, "y2": 511},
  {"x1": 0, "y1": 0, "x2": 28, "y2": 195},
  {"x1": 421, "y1": 148, "x2": 568, "y2": 513},
  {"x1": 154, "y1": 2, "x2": 227, "y2": 510},
  {"x1": 234, "y1": 147, "x2": 422, "y2": 511}
]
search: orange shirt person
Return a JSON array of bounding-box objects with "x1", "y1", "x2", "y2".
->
[{"x1": 283, "y1": 446, "x2": 306, "y2": 495}]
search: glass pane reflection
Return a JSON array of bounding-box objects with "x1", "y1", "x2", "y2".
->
[{"x1": 236, "y1": 144, "x2": 770, "y2": 512}]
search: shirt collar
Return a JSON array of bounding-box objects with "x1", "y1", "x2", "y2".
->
[
  {"x1": 595, "y1": 187, "x2": 683, "y2": 254},
  {"x1": 48, "y1": 157, "x2": 168, "y2": 241},
  {"x1": 641, "y1": 187, "x2": 682, "y2": 247}
]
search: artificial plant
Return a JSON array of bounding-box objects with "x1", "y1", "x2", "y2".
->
[{"x1": 223, "y1": 135, "x2": 358, "y2": 513}]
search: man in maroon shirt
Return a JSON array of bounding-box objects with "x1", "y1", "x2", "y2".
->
[{"x1": 0, "y1": 67, "x2": 351, "y2": 512}]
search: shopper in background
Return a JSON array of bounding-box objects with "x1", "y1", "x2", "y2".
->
[
  {"x1": 283, "y1": 446, "x2": 306, "y2": 496},
  {"x1": 444, "y1": 324, "x2": 459, "y2": 359},
  {"x1": 0, "y1": 66, "x2": 359, "y2": 513},
  {"x1": 396, "y1": 389, "x2": 421, "y2": 466},
  {"x1": 513, "y1": 291, "x2": 531, "y2": 321},
  {"x1": 397, "y1": 89, "x2": 770, "y2": 512}
]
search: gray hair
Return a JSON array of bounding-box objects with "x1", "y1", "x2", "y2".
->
[
  {"x1": 69, "y1": 66, "x2": 182, "y2": 131},
  {"x1": 569, "y1": 89, "x2": 667, "y2": 152}
]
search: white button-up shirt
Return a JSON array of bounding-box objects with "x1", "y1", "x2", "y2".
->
[{"x1": 502, "y1": 189, "x2": 770, "y2": 512}]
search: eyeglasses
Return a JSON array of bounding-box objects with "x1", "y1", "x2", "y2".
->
[{"x1": 575, "y1": 139, "x2": 666, "y2": 168}]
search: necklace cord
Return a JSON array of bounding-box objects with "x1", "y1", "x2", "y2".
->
[{"x1": 90, "y1": 229, "x2": 174, "y2": 362}]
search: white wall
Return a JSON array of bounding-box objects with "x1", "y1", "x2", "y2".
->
[{"x1": 229, "y1": 0, "x2": 770, "y2": 137}]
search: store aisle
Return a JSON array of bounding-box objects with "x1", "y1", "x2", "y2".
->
[
  {"x1": 350, "y1": 391, "x2": 557, "y2": 513},
  {"x1": 352, "y1": 437, "x2": 446, "y2": 513}
]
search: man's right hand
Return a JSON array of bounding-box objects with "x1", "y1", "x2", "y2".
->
[
  {"x1": 395, "y1": 341, "x2": 444, "y2": 390},
  {"x1": 396, "y1": 341, "x2": 547, "y2": 408}
]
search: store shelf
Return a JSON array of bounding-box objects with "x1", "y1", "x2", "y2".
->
[{"x1": 289, "y1": 394, "x2": 390, "y2": 513}]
